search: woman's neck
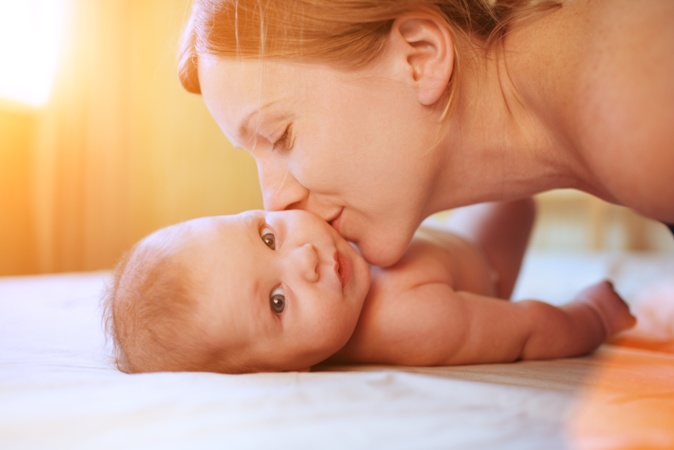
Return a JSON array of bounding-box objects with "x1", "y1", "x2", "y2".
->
[{"x1": 425, "y1": 9, "x2": 608, "y2": 214}]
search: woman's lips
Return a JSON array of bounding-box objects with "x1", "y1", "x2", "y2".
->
[{"x1": 334, "y1": 250, "x2": 352, "y2": 290}]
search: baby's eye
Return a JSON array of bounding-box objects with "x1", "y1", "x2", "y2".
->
[
  {"x1": 260, "y1": 225, "x2": 276, "y2": 250},
  {"x1": 270, "y1": 286, "x2": 285, "y2": 315}
]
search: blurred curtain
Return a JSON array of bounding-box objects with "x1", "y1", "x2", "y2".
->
[
  {"x1": 31, "y1": 0, "x2": 133, "y2": 272},
  {"x1": 28, "y1": 0, "x2": 262, "y2": 273}
]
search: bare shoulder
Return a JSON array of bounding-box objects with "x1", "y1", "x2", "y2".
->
[
  {"x1": 327, "y1": 229, "x2": 498, "y2": 365},
  {"x1": 572, "y1": 0, "x2": 674, "y2": 220},
  {"x1": 389, "y1": 226, "x2": 497, "y2": 296},
  {"x1": 329, "y1": 279, "x2": 467, "y2": 366}
]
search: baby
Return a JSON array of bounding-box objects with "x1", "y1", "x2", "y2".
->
[{"x1": 104, "y1": 200, "x2": 636, "y2": 374}]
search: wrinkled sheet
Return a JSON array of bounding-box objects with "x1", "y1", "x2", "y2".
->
[{"x1": 1, "y1": 252, "x2": 673, "y2": 449}]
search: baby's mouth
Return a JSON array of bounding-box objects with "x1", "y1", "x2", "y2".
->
[{"x1": 334, "y1": 250, "x2": 351, "y2": 290}]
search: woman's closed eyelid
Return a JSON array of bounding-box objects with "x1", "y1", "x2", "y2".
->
[{"x1": 272, "y1": 123, "x2": 294, "y2": 150}]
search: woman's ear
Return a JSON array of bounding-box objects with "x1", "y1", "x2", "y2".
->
[{"x1": 389, "y1": 14, "x2": 455, "y2": 106}]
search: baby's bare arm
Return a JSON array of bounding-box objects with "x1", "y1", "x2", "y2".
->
[
  {"x1": 429, "y1": 281, "x2": 635, "y2": 364},
  {"x1": 334, "y1": 280, "x2": 635, "y2": 366},
  {"x1": 510, "y1": 281, "x2": 636, "y2": 361}
]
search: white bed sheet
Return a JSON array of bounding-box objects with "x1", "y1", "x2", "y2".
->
[{"x1": 1, "y1": 252, "x2": 673, "y2": 449}]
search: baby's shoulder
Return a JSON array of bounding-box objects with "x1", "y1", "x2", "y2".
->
[
  {"x1": 373, "y1": 230, "x2": 461, "y2": 288},
  {"x1": 372, "y1": 226, "x2": 500, "y2": 304},
  {"x1": 370, "y1": 226, "x2": 487, "y2": 300}
]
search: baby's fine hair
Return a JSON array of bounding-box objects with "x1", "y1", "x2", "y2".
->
[
  {"x1": 103, "y1": 226, "x2": 211, "y2": 373},
  {"x1": 179, "y1": 0, "x2": 560, "y2": 100}
]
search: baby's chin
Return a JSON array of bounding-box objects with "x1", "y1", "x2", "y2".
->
[
  {"x1": 259, "y1": 358, "x2": 324, "y2": 374},
  {"x1": 289, "y1": 339, "x2": 355, "y2": 373},
  {"x1": 250, "y1": 344, "x2": 347, "y2": 373}
]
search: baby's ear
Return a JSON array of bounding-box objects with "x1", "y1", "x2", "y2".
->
[{"x1": 389, "y1": 13, "x2": 455, "y2": 106}]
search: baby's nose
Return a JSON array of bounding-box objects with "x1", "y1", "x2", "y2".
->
[{"x1": 293, "y1": 243, "x2": 319, "y2": 282}]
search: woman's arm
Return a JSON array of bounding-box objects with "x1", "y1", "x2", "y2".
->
[{"x1": 440, "y1": 198, "x2": 536, "y2": 299}]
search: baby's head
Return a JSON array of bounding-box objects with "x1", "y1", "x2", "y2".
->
[{"x1": 104, "y1": 210, "x2": 370, "y2": 374}]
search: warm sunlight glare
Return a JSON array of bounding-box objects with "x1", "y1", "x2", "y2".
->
[{"x1": 0, "y1": 0, "x2": 66, "y2": 107}]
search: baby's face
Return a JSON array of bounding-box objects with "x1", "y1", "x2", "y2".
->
[{"x1": 176, "y1": 210, "x2": 371, "y2": 371}]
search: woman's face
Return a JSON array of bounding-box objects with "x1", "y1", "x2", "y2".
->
[{"x1": 198, "y1": 55, "x2": 445, "y2": 266}]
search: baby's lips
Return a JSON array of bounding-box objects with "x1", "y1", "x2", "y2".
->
[{"x1": 334, "y1": 250, "x2": 352, "y2": 290}]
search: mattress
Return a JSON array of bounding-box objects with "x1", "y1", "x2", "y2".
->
[{"x1": 1, "y1": 251, "x2": 673, "y2": 449}]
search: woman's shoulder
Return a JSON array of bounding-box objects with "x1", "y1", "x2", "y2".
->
[
  {"x1": 573, "y1": 0, "x2": 674, "y2": 220},
  {"x1": 517, "y1": 0, "x2": 674, "y2": 220},
  {"x1": 575, "y1": 0, "x2": 674, "y2": 135},
  {"x1": 537, "y1": 0, "x2": 674, "y2": 135}
]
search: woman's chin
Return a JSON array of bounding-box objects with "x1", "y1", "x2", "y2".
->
[{"x1": 359, "y1": 239, "x2": 407, "y2": 268}]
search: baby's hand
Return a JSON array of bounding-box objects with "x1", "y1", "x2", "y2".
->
[{"x1": 574, "y1": 280, "x2": 637, "y2": 337}]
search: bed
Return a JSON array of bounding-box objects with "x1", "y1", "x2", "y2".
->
[{"x1": 1, "y1": 251, "x2": 673, "y2": 449}]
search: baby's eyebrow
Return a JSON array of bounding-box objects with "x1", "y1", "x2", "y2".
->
[
  {"x1": 246, "y1": 215, "x2": 268, "y2": 316},
  {"x1": 251, "y1": 278, "x2": 262, "y2": 310}
]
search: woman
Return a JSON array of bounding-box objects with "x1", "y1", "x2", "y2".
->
[{"x1": 179, "y1": 0, "x2": 674, "y2": 267}]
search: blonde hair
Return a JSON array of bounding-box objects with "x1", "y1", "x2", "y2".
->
[
  {"x1": 178, "y1": 0, "x2": 561, "y2": 109},
  {"x1": 103, "y1": 225, "x2": 247, "y2": 374}
]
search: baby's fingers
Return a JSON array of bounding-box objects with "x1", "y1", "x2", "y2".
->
[{"x1": 577, "y1": 280, "x2": 637, "y2": 335}]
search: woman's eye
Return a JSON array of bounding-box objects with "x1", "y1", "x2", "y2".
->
[
  {"x1": 272, "y1": 124, "x2": 293, "y2": 151},
  {"x1": 270, "y1": 286, "x2": 286, "y2": 315},
  {"x1": 260, "y1": 225, "x2": 276, "y2": 250}
]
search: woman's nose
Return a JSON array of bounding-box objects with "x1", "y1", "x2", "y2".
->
[
  {"x1": 257, "y1": 161, "x2": 308, "y2": 211},
  {"x1": 289, "y1": 243, "x2": 319, "y2": 282}
]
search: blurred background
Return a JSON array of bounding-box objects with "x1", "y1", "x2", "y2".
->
[
  {"x1": 0, "y1": 0, "x2": 672, "y2": 276},
  {"x1": 0, "y1": 0, "x2": 262, "y2": 275}
]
